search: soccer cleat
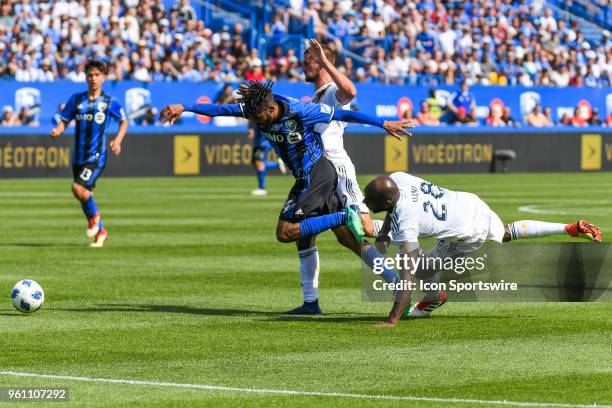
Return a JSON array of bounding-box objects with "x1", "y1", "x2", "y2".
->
[
  {"x1": 408, "y1": 291, "x2": 447, "y2": 318},
  {"x1": 282, "y1": 300, "x2": 322, "y2": 315},
  {"x1": 401, "y1": 302, "x2": 412, "y2": 319},
  {"x1": 565, "y1": 220, "x2": 602, "y2": 242},
  {"x1": 90, "y1": 228, "x2": 108, "y2": 248},
  {"x1": 251, "y1": 188, "x2": 268, "y2": 196},
  {"x1": 345, "y1": 204, "x2": 365, "y2": 243},
  {"x1": 277, "y1": 159, "x2": 287, "y2": 175},
  {"x1": 86, "y1": 213, "x2": 101, "y2": 239}
]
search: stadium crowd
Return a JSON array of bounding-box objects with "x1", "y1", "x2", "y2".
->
[
  {"x1": 1, "y1": 0, "x2": 611, "y2": 127},
  {"x1": 1, "y1": 0, "x2": 610, "y2": 87}
]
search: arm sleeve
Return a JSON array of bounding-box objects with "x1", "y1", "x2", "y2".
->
[
  {"x1": 298, "y1": 101, "x2": 335, "y2": 128},
  {"x1": 185, "y1": 103, "x2": 245, "y2": 118},
  {"x1": 332, "y1": 108, "x2": 385, "y2": 128},
  {"x1": 59, "y1": 94, "x2": 76, "y2": 122},
  {"x1": 109, "y1": 99, "x2": 127, "y2": 121}
]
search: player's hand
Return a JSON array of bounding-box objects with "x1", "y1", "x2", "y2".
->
[
  {"x1": 375, "y1": 235, "x2": 390, "y2": 255},
  {"x1": 159, "y1": 104, "x2": 185, "y2": 125},
  {"x1": 50, "y1": 127, "x2": 61, "y2": 138},
  {"x1": 110, "y1": 139, "x2": 121, "y2": 156},
  {"x1": 308, "y1": 39, "x2": 328, "y2": 64},
  {"x1": 383, "y1": 119, "x2": 416, "y2": 140}
]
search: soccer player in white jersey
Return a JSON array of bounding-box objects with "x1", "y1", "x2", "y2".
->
[
  {"x1": 363, "y1": 173, "x2": 602, "y2": 327},
  {"x1": 284, "y1": 40, "x2": 396, "y2": 315}
]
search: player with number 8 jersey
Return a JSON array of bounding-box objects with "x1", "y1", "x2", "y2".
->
[{"x1": 50, "y1": 61, "x2": 128, "y2": 247}]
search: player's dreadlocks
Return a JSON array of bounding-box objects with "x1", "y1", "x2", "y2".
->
[{"x1": 237, "y1": 80, "x2": 274, "y2": 117}]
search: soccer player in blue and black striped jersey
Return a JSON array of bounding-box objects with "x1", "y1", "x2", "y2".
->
[
  {"x1": 160, "y1": 81, "x2": 412, "y2": 311},
  {"x1": 50, "y1": 61, "x2": 128, "y2": 247}
]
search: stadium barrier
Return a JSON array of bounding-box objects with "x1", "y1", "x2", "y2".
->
[{"x1": 1, "y1": 129, "x2": 611, "y2": 178}]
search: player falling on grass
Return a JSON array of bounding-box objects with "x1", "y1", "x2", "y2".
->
[
  {"x1": 363, "y1": 172, "x2": 602, "y2": 327},
  {"x1": 283, "y1": 40, "x2": 396, "y2": 315},
  {"x1": 50, "y1": 61, "x2": 128, "y2": 248},
  {"x1": 249, "y1": 119, "x2": 287, "y2": 196},
  {"x1": 159, "y1": 80, "x2": 413, "y2": 261}
]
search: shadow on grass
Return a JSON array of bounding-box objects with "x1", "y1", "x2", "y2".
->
[
  {"x1": 57, "y1": 304, "x2": 281, "y2": 317},
  {"x1": 267, "y1": 314, "x2": 513, "y2": 323},
  {"x1": 0, "y1": 243, "x2": 84, "y2": 248}
]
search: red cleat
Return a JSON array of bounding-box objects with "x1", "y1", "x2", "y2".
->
[
  {"x1": 90, "y1": 228, "x2": 108, "y2": 248},
  {"x1": 86, "y1": 212, "x2": 101, "y2": 239},
  {"x1": 565, "y1": 221, "x2": 602, "y2": 242},
  {"x1": 408, "y1": 291, "x2": 447, "y2": 318}
]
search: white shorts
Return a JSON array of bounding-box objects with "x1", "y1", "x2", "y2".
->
[
  {"x1": 427, "y1": 196, "x2": 505, "y2": 259},
  {"x1": 330, "y1": 159, "x2": 368, "y2": 213}
]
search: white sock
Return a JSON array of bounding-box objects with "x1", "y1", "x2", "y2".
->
[
  {"x1": 508, "y1": 220, "x2": 566, "y2": 240},
  {"x1": 298, "y1": 247, "x2": 319, "y2": 302}
]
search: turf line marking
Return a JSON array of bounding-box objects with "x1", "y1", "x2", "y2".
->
[{"x1": 0, "y1": 371, "x2": 608, "y2": 407}]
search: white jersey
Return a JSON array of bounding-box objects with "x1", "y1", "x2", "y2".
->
[
  {"x1": 312, "y1": 82, "x2": 350, "y2": 162},
  {"x1": 389, "y1": 172, "x2": 505, "y2": 245}
]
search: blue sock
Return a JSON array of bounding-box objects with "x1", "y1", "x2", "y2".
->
[
  {"x1": 363, "y1": 245, "x2": 399, "y2": 284},
  {"x1": 299, "y1": 211, "x2": 347, "y2": 237},
  {"x1": 265, "y1": 161, "x2": 279, "y2": 170},
  {"x1": 81, "y1": 196, "x2": 99, "y2": 219},
  {"x1": 257, "y1": 170, "x2": 266, "y2": 189},
  {"x1": 99, "y1": 220, "x2": 104, "y2": 231}
]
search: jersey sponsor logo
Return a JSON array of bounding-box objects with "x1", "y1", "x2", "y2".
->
[
  {"x1": 264, "y1": 132, "x2": 303, "y2": 144},
  {"x1": 94, "y1": 111, "x2": 106, "y2": 124},
  {"x1": 75, "y1": 113, "x2": 94, "y2": 121}
]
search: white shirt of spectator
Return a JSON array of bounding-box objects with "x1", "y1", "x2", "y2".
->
[
  {"x1": 366, "y1": 18, "x2": 385, "y2": 39},
  {"x1": 438, "y1": 28, "x2": 457, "y2": 55},
  {"x1": 312, "y1": 82, "x2": 351, "y2": 162}
]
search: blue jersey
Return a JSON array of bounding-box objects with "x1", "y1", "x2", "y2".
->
[
  {"x1": 60, "y1": 92, "x2": 126, "y2": 166},
  {"x1": 257, "y1": 94, "x2": 334, "y2": 179}
]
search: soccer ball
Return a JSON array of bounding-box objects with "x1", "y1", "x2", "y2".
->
[{"x1": 10, "y1": 279, "x2": 44, "y2": 313}]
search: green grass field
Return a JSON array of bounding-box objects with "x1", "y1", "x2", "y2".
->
[{"x1": 0, "y1": 173, "x2": 611, "y2": 407}]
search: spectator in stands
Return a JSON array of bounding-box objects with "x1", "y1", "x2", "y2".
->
[
  {"x1": 560, "y1": 113, "x2": 572, "y2": 126},
  {"x1": 417, "y1": 100, "x2": 440, "y2": 126},
  {"x1": 605, "y1": 113, "x2": 612, "y2": 127},
  {"x1": 448, "y1": 81, "x2": 476, "y2": 124},
  {"x1": 1, "y1": 106, "x2": 19, "y2": 127},
  {"x1": 425, "y1": 89, "x2": 442, "y2": 120},
  {"x1": 525, "y1": 103, "x2": 553, "y2": 127},
  {"x1": 571, "y1": 107, "x2": 589, "y2": 127},
  {"x1": 502, "y1": 107, "x2": 521, "y2": 128},
  {"x1": 18, "y1": 106, "x2": 38, "y2": 127},
  {"x1": 486, "y1": 101, "x2": 506, "y2": 127},
  {"x1": 215, "y1": 84, "x2": 235, "y2": 105},
  {"x1": 589, "y1": 108, "x2": 602, "y2": 126}
]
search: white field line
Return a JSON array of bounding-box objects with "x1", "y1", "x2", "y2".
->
[{"x1": 0, "y1": 371, "x2": 608, "y2": 408}]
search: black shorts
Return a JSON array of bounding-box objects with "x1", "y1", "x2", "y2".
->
[
  {"x1": 72, "y1": 162, "x2": 105, "y2": 190},
  {"x1": 279, "y1": 157, "x2": 341, "y2": 222}
]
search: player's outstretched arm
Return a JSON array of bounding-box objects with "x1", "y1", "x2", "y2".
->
[
  {"x1": 332, "y1": 109, "x2": 417, "y2": 140},
  {"x1": 308, "y1": 39, "x2": 356, "y2": 104},
  {"x1": 159, "y1": 103, "x2": 244, "y2": 125}
]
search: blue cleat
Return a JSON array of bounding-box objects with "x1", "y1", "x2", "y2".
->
[{"x1": 282, "y1": 300, "x2": 322, "y2": 315}]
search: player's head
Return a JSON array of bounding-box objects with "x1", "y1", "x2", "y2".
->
[
  {"x1": 303, "y1": 44, "x2": 336, "y2": 83},
  {"x1": 237, "y1": 80, "x2": 277, "y2": 129},
  {"x1": 85, "y1": 61, "x2": 107, "y2": 91},
  {"x1": 363, "y1": 175, "x2": 400, "y2": 213}
]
